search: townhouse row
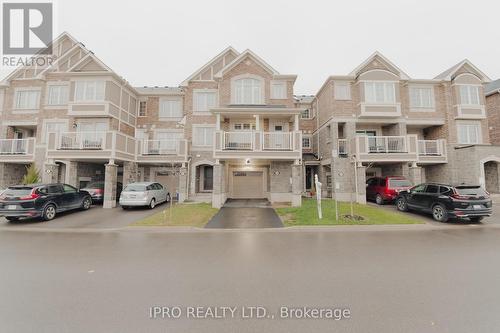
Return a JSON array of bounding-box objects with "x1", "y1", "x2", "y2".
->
[{"x1": 0, "y1": 32, "x2": 499, "y2": 209}]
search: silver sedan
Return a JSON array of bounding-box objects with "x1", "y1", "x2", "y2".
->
[{"x1": 119, "y1": 182, "x2": 170, "y2": 209}]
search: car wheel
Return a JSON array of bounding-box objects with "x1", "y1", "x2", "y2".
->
[
  {"x1": 432, "y1": 204, "x2": 449, "y2": 222},
  {"x1": 122, "y1": 206, "x2": 129, "y2": 210},
  {"x1": 149, "y1": 198, "x2": 156, "y2": 209},
  {"x1": 469, "y1": 217, "x2": 484, "y2": 223},
  {"x1": 42, "y1": 204, "x2": 57, "y2": 221},
  {"x1": 375, "y1": 194, "x2": 384, "y2": 205},
  {"x1": 166, "y1": 193, "x2": 171, "y2": 203},
  {"x1": 396, "y1": 197, "x2": 408, "y2": 212},
  {"x1": 5, "y1": 216, "x2": 19, "y2": 222},
  {"x1": 81, "y1": 196, "x2": 92, "y2": 210}
]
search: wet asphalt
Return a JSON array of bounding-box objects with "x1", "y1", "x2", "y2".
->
[{"x1": 1, "y1": 226, "x2": 500, "y2": 332}]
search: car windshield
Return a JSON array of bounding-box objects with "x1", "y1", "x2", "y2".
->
[
  {"x1": 455, "y1": 186, "x2": 488, "y2": 197},
  {"x1": 85, "y1": 182, "x2": 104, "y2": 189},
  {"x1": 389, "y1": 179, "x2": 412, "y2": 188},
  {"x1": 1, "y1": 187, "x2": 33, "y2": 198},
  {"x1": 123, "y1": 184, "x2": 147, "y2": 192}
]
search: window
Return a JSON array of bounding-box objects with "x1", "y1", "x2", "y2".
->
[
  {"x1": 457, "y1": 123, "x2": 481, "y2": 144},
  {"x1": 159, "y1": 99, "x2": 182, "y2": 118},
  {"x1": 63, "y1": 184, "x2": 77, "y2": 193},
  {"x1": 138, "y1": 101, "x2": 147, "y2": 117},
  {"x1": 43, "y1": 121, "x2": 67, "y2": 143},
  {"x1": 135, "y1": 129, "x2": 147, "y2": 140},
  {"x1": 411, "y1": 184, "x2": 426, "y2": 193},
  {"x1": 234, "y1": 78, "x2": 262, "y2": 104},
  {"x1": 47, "y1": 85, "x2": 69, "y2": 105},
  {"x1": 460, "y1": 85, "x2": 481, "y2": 105},
  {"x1": 334, "y1": 82, "x2": 351, "y2": 100},
  {"x1": 15, "y1": 90, "x2": 40, "y2": 109},
  {"x1": 156, "y1": 131, "x2": 183, "y2": 150},
  {"x1": 193, "y1": 126, "x2": 214, "y2": 147},
  {"x1": 302, "y1": 136, "x2": 311, "y2": 149},
  {"x1": 271, "y1": 81, "x2": 287, "y2": 99},
  {"x1": 425, "y1": 185, "x2": 439, "y2": 193},
  {"x1": 301, "y1": 109, "x2": 311, "y2": 119},
  {"x1": 74, "y1": 81, "x2": 105, "y2": 102},
  {"x1": 193, "y1": 91, "x2": 217, "y2": 112},
  {"x1": 233, "y1": 123, "x2": 256, "y2": 131},
  {"x1": 364, "y1": 82, "x2": 396, "y2": 104},
  {"x1": 410, "y1": 86, "x2": 434, "y2": 109}
]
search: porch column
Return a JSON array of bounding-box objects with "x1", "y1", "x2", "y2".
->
[
  {"x1": 255, "y1": 115, "x2": 260, "y2": 130},
  {"x1": 212, "y1": 163, "x2": 225, "y2": 208},
  {"x1": 408, "y1": 165, "x2": 423, "y2": 186},
  {"x1": 216, "y1": 113, "x2": 221, "y2": 131},
  {"x1": 355, "y1": 164, "x2": 367, "y2": 204},
  {"x1": 292, "y1": 163, "x2": 302, "y2": 207},
  {"x1": 103, "y1": 162, "x2": 118, "y2": 209},
  {"x1": 65, "y1": 161, "x2": 78, "y2": 188},
  {"x1": 42, "y1": 162, "x2": 59, "y2": 184},
  {"x1": 294, "y1": 114, "x2": 299, "y2": 131},
  {"x1": 122, "y1": 161, "x2": 138, "y2": 187},
  {"x1": 178, "y1": 165, "x2": 188, "y2": 203}
]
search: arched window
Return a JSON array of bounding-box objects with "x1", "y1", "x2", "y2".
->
[{"x1": 234, "y1": 78, "x2": 262, "y2": 104}]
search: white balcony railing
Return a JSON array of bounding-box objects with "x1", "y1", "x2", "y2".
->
[
  {"x1": 0, "y1": 138, "x2": 35, "y2": 155},
  {"x1": 58, "y1": 131, "x2": 106, "y2": 150},
  {"x1": 263, "y1": 132, "x2": 292, "y2": 150},
  {"x1": 366, "y1": 136, "x2": 407, "y2": 153},
  {"x1": 223, "y1": 132, "x2": 254, "y2": 150},
  {"x1": 418, "y1": 140, "x2": 443, "y2": 156},
  {"x1": 141, "y1": 140, "x2": 180, "y2": 155}
]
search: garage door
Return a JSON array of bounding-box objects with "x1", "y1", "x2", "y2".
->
[
  {"x1": 156, "y1": 173, "x2": 178, "y2": 195},
  {"x1": 232, "y1": 171, "x2": 264, "y2": 198}
]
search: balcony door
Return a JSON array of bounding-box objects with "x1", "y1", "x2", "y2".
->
[
  {"x1": 155, "y1": 132, "x2": 182, "y2": 153},
  {"x1": 356, "y1": 130, "x2": 377, "y2": 152},
  {"x1": 77, "y1": 121, "x2": 107, "y2": 149}
]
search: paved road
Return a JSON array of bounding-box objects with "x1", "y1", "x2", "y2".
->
[
  {"x1": 1, "y1": 227, "x2": 500, "y2": 332},
  {"x1": 0, "y1": 203, "x2": 167, "y2": 229}
]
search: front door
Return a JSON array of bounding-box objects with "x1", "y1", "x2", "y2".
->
[{"x1": 203, "y1": 166, "x2": 213, "y2": 191}]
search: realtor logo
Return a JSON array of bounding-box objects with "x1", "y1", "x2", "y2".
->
[{"x1": 2, "y1": 2, "x2": 53, "y2": 54}]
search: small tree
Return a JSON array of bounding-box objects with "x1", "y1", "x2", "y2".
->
[{"x1": 22, "y1": 164, "x2": 40, "y2": 184}]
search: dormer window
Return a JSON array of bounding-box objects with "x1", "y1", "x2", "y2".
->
[
  {"x1": 364, "y1": 82, "x2": 396, "y2": 104},
  {"x1": 233, "y1": 78, "x2": 263, "y2": 104},
  {"x1": 459, "y1": 85, "x2": 481, "y2": 106}
]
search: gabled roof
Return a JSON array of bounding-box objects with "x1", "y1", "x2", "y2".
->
[
  {"x1": 180, "y1": 46, "x2": 239, "y2": 86},
  {"x1": 214, "y1": 49, "x2": 280, "y2": 78},
  {"x1": 485, "y1": 79, "x2": 500, "y2": 96},
  {"x1": 434, "y1": 59, "x2": 491, "y2": 82},
  {"x1": 348, "y1": 51, "x2": 410, "y2": 80}
]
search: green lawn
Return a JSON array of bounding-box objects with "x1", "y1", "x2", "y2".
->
[
  {"x1": 131, "y1": 203, "x2": 218, "y2": 227},
  {"x1": 276, "y1": 198, "x2": 424, "y2": 226}
]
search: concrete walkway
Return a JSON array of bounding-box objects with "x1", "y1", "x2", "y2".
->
[{"x1": 205, "y1": 199, "x2": 283, "y2": 229}]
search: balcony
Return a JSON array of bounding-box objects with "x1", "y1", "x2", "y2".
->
[
  {"x1": 136, "y1": 139, "x2": 188, "y2": 163},
  {"x1": 0, "y1": 138, "x2": 36, "y2": 163},
  {"x1": 352, "y1": 135, "x2": 418, "y2": 162},
  {"x1": 215, "y1": 131, "x2": 302, "y2": 160},
  {"x1": 417, "y1": 139, "x2": 447, "y2": 164},
  {"x1": 47, "y1": 131, "x2": 136, "y2": 161}
]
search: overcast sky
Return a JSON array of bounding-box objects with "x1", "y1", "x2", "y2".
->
[{"x1": 3, "y1": 0, "x2": 499, "y2": 93}]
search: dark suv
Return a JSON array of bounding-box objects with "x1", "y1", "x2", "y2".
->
[
  {"x1": 395, "y1": 183, "x2": 492, "y2": 222},
  {"x1": 0, "y1": 183, "x2": 92, "y2": 221}
]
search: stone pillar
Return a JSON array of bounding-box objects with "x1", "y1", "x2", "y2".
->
[
  {"x1": 42, "y1": 163, "x2": 59, "y2": 184},
  {"x1": 178, "y1": 166, "x2": 188, "y2": 203},
  {"x1": 65, "y1": 161, "x2": 78, "y2": 188},
  {"x1": 408, "y1": 166, "x2": 422, "y2": 186},
  {"x1": 103, "y1": 163, "x2": 118, "y2": 209},
  {"x1": 291, "y1": 163, "x2": 302, "y2": 207},
  {"x1": 355, "y1": 164, "x2": 367, "y2": 204},
  {"x1": 212, "y1": 163, "x2": 225, "y2": 208},
  {"x1": 122, "y1": 161, "x2": 138, "y2": 187},
  {"x1": 0, "y1": 163, "x2": 5, "y2": 189}
]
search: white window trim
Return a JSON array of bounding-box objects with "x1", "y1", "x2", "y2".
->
[
  {"x1": 192, "y1": 124, "x2": 216, "y2": 148},
  {"x1": 334, "y1": 81, "x2": 351, "y2": 101},
  {"x1": 362, "y1": 80, "x2": 397, "y2": 104},
  {"x1": 300, "y1": 108, "x2": 312, "y2": 119},
  {"x1": 270, "y1": 80, "x2": 287, "y2": 100},
  {"x1": 159, "y1": 97, "x2": 183, "y2": 119},
  {"x1": 73, "y1": 80, "x2": 106, "y2": 103},
  {"x1": 302, "y1": 135, "x2": 312, "y2": 149},
  {"x1": 457, "y1": 84, "x2": 482, "y2": 107},
  {"x1": 13, "y1": 87, "x2": 41, "y2": 112},
  {"x1": 41, "y1": 119, "x2": 70, "y2": 143},
  {"x1": 457, "y1": 121, "x2": 482, "y2": 145},
  {"x1": 193, "y1": 89, "x2": 218, "y2": 114},
  {"x1": 409, "y1": 84, "x2": 435, "y2": 112},
  {"x1": 138, "y1": 99, "x2": 147, "y2": 117},
  {"x1": 45, "y1": 82, "x2": 70, "y2": 107},
  {"x1": 230, "y1": 74, "x2": 265, "y2": 105}
]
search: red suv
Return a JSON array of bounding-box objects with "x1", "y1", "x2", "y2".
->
[{"x1": 366, "y1": 176, "x2": 413, "y2": 205}]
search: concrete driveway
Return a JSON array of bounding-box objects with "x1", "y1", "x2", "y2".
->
[
  {"x1": 205, "y1": 199, "x2": 283, "y2": 229},
  {"x1": 0, "y1": 203, "x2": 167, "y2": 230}
]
